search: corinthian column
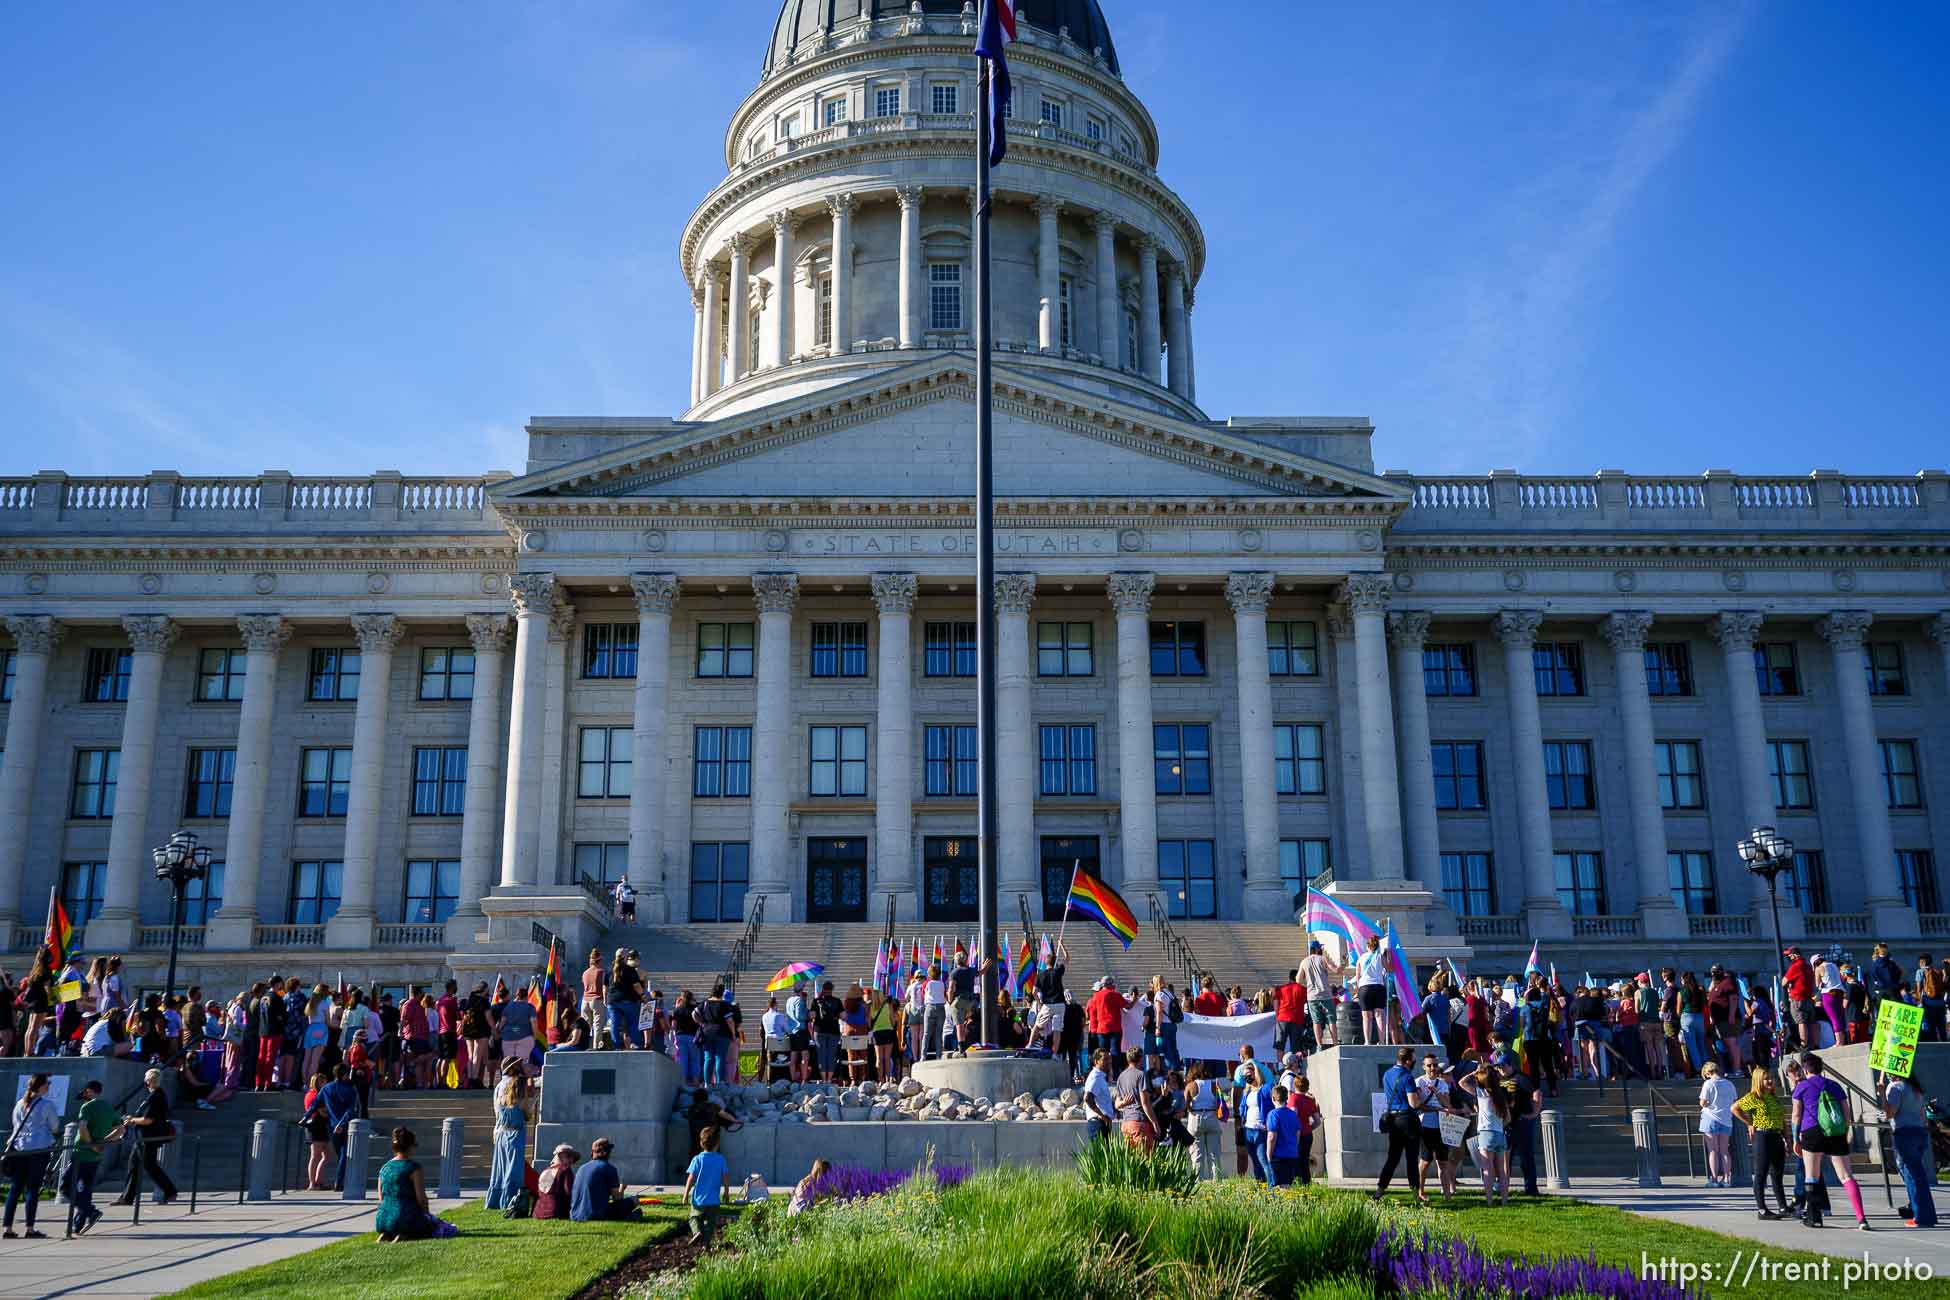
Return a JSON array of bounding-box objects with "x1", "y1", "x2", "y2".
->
[
  {"x1": 1820, "y1": 611, "x2": 1912, "y2": 935},
  {"x1": 0, "y1": 617, "x2": 61, "y2": 929},
  {"x1": 896, "y1": 187, "x2": 923, "y2": 348},
  {"x1": 827, "y1": 194, "x2": 855, "y2": 354},
  {"x1": 1136, "y1": 235, "x2": 1161, "y2": 384},
  {"x1": 690, "y1": 286, "x2": 705, "y2": 405},
  {"x1": 1600, "y1": 612, "x2": 1684, "y2": 939},
  {"x1": 1108, "y1": 573, "x2": 1159, "y2": 896},
  {"x1": 749, "y1": 573, "x2": 799, "y2": 918},
  {"x1": 1036, "y1": 197, "x2": 1062, "y2": 351},
  {"x1": 996, "y1": 573, "x2": 1039, "y2": 904},
  {"x1": 701, "y1": 267, "x2": 723, "y2": 397},
  {"x1": 92, "y1": 616, "x2": 178, "y2": 950},
  {"x1": 1093, "y1": 213, "x2": 1119, "y2": 363},
  {"x1": 1227, "y1": 573, "x2": 1286, "y2": 918},
  {"x1": 327, "y1": 613, "x2": 402, "y2": 949},
  {"x1": 872, "y1": 574, "x2": 918, "y2": 914},
  {"x1": 1386, "y1": 611, "x2": 1442, "y2": 899},
  {"x1": 627, "y1": 574, "x2": 680, "y2": 924},
  {"x1": 770, "y1": 211, "x2": 797, "y2": 365},
  {"x1": 499, "y1": 575, "x2": 556, "y2": 890},
  {"x1": 207, "y1": 615, "x2": 290, "y2": 949},
  {"x1": 1163, "y1": 263, "x2": 1188, "y2": 396},
  {"x1": 446, "y1": 613, "x2": 510, "y2": 945},
  {"x1": 727, "y1": 234, "x2": 751, "y2": 381},
  {"x1": 1494, "y1": 608, "x2": 1567, "y2": 937},
  {"x1": 1338, "y1": 576, "x2": 1405, "y2": 882},
  {"x1": 1710, "y1": 611, "x2": 1786, "y2": 917}
]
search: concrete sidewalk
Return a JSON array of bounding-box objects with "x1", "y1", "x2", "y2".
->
[{"x1": 0, "y1": 1192, "x2": 467, "y2": 1299}]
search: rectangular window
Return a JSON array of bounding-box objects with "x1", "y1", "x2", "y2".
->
[
  {"x1": 1754, "y1": 642, "x2": 1799, "y2": 696},
  {"x1": 924, "y1": 725, "x2": 978, "y2": 797},
  {"x1": 1655, "y1": 741, "x2": 1704, "y2": 810},
  {"x1": 809, "y1": 724, "x2": 867, "y2": 797},
  {"x1": 1786, "y1": 850, "x2": 1829, "y2": 912},
  {"x1": 1422, "y1": 643, "x2": 1477, "y2": 697},
  {"x1": 810, "y1": 622, "x2": 869, "y2": 678},
  {"x1": 1553, "y1": 851, "x2": 1606, "y2": 916},
  {"x1": 418, "y1": 647, "x2": 475, "y2": 700},
  {"x1": 695, "y1": 622, "x2": 755, "y2": 678},
  {"x1": 195, "y1": 647, "x2": 247, "y2": 702},
  {"x1": 1440, "y1": 852, "x2": 1495, "y2": 917},
  {"x1": 1039, "y1": 98, "x2": 1064, "y2": 129},
  {"x1": 1038, "y1": 724, "x2": 1097, "y2": 796},
  {"x1": 1431, "y1": 741, "x2": 1485, "y2": 811},
  {"x1": 1644, "y1": 643, "x2": 1694, "y2": 697},
  {"x1": 69, "y1": 749, "x2": 118, "y2": 819},
  {"x1": 1898, "y1": 850, "x2": 1940, "y2": 913},
  {"x1": 411, "y1": 745, "x2": 468, "y2": 816},
  {"x1": 1768, "y1": 740, "x2": 1814, "y2": 810},
  {"x1": 307, "y1": 647, "x2": 360, "y2": 701},
  {"x1": 1273, "y1": 723, "x2": 1326, "y2": 796},
  {"x1": 1148, "y1": 621, "x2": 1206, "y2": 676},
  {"x1": 184, "y1": 747, "x2": 237, "y2": 819},
  {"x1": 1153, "y1": 723, "x2": 1212, "y2": 796},
  {"x1": 1118, "y1": 131, "x2": 1135, "y2": 156},
  {"x1": 1158, "y1": 840, "x2": 1216, "y2": 919},
  {"x1": 874, "y1": 86, "x2": 901, "y2": 117},
  {"x1": 84, "y1": 647, "x2": 132, "y2": 702},
  {"x1": 1268, "y1": 621, "x2": 1320, "y2": 677},
  {"x1": 1086, "y1": 114, "x2": 1106, "y2": 142},
  {"x1": 822, "y1": 95, "x2": 848, "y2": 126},
  {"x1": 776, "y1": 112, "x2": 799, "y2": 141},
  {"x1": 1122, "y1": 310, "x2": 1137, "y2": 369},
  {"x1": 573, "y1": 842, "x2": 630, "y2": 888},
  {"x1": 61, "y1": 862, "x2": 107, "y2": 927},
  {"x1": 0, "y1": 649, "x2": 13, "y2": 702},
  {"x1": 923, "y1": 621, "x2": 977, "y2": 677},
  {"x1": 403, "y1": 859, "x2": 461, "y2": 924},
  {"x1": 1882, "y1": 740, "x2": 1922, "y2": 808},
  {"x1": 1542, "y1": 740, "x2": 1595, "y2": 810},
  {"x1": 690, "y1": 842, "x2": 750, "y2": 922},
  {"x1": 1667, "y1": 850, "x2": 1717, "y2": 915},
  {"x1": 582, "y1": 624, "x2": 639, "y2": 679},
  {"x1": 692, "y1": 725, "x2": 752, "y2": 798},
  {"x1": 1866, "y1": 642, "x2": 1907, "y2": 696},
  {"x1": 816, "y1": 274, "x2": 833, "y2": 347},
  {"x1": 576, "y1": 727, "x2": 632, "y2": 799},
  {"x1": 928, "y1": 262, "x2": 962, "y2": 330},
  {"x1": 930, "y1": 83, "x2": 958, "y2": 115},
  {"x1": 1532, "y1": 642, "x2": 1585, "y2": 697},
  {"x1": 181, "y1": 864, "x2": 224, "y2": 926},
  {"x1": 298, "y1": 747, "x2": 352, "y2": 817},
  {"x1": 288, "y1": 860, "x2": 343, "y2": 925},
  {"x1": 1279, "y1": 839, "x2": 1330, "y2": 902},
  {"x1": 1058, "y1": 276, "x2": 1073, "y2": 348},
  {"x1": 1036, "y1": 621, "x2": 1093, "y2": 676}
]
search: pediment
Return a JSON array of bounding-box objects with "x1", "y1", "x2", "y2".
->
[{"x1": 494, "y1": 357, "x2": 1407, "y2": 509}]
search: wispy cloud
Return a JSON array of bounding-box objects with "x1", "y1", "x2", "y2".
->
[{"x1": 1416, "y1": 4, "x2": 1755, "y2": 471}]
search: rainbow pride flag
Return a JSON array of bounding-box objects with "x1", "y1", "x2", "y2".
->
[
  {"x1": 43, "y1": 887, "x2": 73, "y2": 969},
  {"x1": 1067, "y1": 869, "x2": 1139, "y2": 949},
  {"x1": 1012, "y1": 938, "x2": 1035, "y2": 996}
]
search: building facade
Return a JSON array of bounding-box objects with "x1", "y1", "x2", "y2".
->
[{"x1": 3, "y1": 1, "x2": 1949, "y2": 985}]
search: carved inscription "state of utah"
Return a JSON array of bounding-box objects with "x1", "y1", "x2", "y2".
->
[{"x1": 795, "y1": 530, "x2": 1115, "y2": 556}]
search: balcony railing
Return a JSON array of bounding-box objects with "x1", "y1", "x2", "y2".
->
[
  {"x1": 0, "y1": 471, "x2": 508, "y2": 528},
  {"x1": 1457, "y1": 916, "x2": 1524, "y2": 940},
  {"x1": 1388, "y1": 470, "x2": 1947, "y2": 530},
  {"x1": 1921, "y1": 914, "x2": 1950, "y2": 938},
  {"x1": 1688, "y1": 914, "x2": 1756, "y2": 938},
  {"x1": 255, "y1": 923, "x2": 326, "y2": 948},
  {"x1": 376, "y1": 923, "x2": 449, "y2": 948},
  {"x1": 136, "y1": 925, "x2": 206, "y2": 950},
  {"x1": 11, "y1": 925, "x2": 83, "y2": 953},
  {"x1": 1803, "y1": 912, "x2": 1870, "y2": 938},
  {"x1": 1572, "y1": 915, "x2": 1642, "y2": 940}
]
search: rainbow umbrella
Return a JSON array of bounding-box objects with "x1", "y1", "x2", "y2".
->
[{"x1": 765, "y1": 961, "x2": 823, "y2": 992}]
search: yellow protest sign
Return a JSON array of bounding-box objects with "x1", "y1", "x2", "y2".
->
[
  {"x1": 1869, "y1": 999, "x2": 1923, "y2": 1077},
  {"x1": 55, "y1": 980, "x2": 84, "y2": 1004}
]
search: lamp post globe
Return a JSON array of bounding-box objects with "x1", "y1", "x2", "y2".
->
[
  {"x1": 1739, "y1": 825, "x2": 1795, "y2": 993},
  {"x1": 152, "y1": 829, "x2": 211, "y2": 998}
]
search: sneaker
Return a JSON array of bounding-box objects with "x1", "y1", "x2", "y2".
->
[
  {"x1": 1758, "y1": 1210, "x2": 1781, "y2": 1221},
  {"x1": 22, "y1": 1231, "x2": 44, "y2": 1240},
  {"x1": 1906, "y1": 1219, "x2": 1920, "y2": 1228},
  {"x1": 195, "y1": 1100, "x2": 216, "y2": 1111}
]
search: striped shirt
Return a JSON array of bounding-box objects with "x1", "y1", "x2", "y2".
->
[{"x1": 1732, "y1": 1089, "x2": 1788, "y2": 1132}]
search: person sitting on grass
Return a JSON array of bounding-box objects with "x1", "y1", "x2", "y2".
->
[
  {"x1": 788, "y1": 1158, "x2": 831, "y2": 1217},
  {"x1": 375, "y1": 1127, "x2": 458, "y2": 1241},
  {"x1": 684, "y1": 1127, "x2": 729, "y2": 1243},
  {"x1": 570, "y1": 1136, "x2": 642, "y2": 1222},
  {"x1": 534, "y1": 1143, "x2": 579, "y2": 1220}
]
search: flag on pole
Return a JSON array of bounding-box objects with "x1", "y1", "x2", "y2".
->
[
  {"x1": 973, "y1": 0, "x2": 1017, "y2": 166},
  {"x1": 1382, "y1": 919, "x2": 1424, "y2": 1021},
  {"x1": 1067, "y1": 869, "x2": 1140, "y2": 949},
  {"x1": 1524, "y1": 941, "x2": 1542, "y2": 980},
  {"x1": 1038, "y1": 934, "x2": 1052, "y2": 969},
  {"x1": 933, "y1": 935, "x2": 944, "y2": 970},
  {"x1": 42, "y1": 887, "x2": 73, "y2": 970},
  {"x1": 539, "y1": 940, "x2": 561, "y2": 1035},
  {"x1": 1013, "y1": 938, "x2": 1035, "y2": 997}
]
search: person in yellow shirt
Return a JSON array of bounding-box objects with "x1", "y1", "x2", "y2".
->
[{"x1": 1731, "y1": 1067, "x2": 1792, "y2": 1220}]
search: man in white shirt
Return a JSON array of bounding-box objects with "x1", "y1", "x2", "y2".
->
[
  {"x1": 922, "y1": 967, "x2": 947, "y2": 1059},
  {"x1": 1082, "y1": 1048, "x2": 1116, "y2": 1143}
]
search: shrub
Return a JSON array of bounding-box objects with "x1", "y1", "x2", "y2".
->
[
  {"x1": 1075, "y1": 1137, "x2": 1199, "y2": 1196},
  {"x1": 1369, "y1": 1227, "x2": 1703, "y2": 1300}
]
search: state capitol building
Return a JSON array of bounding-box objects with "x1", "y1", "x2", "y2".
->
[{"x1": 2, "y1": 0, "x2": 1947, "y2": 990}]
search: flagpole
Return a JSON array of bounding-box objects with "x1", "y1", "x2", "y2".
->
[
  {"x1": 1052, "y1": 858, "x2": 1080, "y2": 961},
  {"x1": 973, "y1": 49, "x2": 1001, "y2": 1051}
]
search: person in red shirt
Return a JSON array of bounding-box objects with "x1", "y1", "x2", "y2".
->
[
  {"x1": 1084, "y1": 979, "x2": 1130, "y2": 1066},
  {"x1": 1192, "y1": 977, "x2": 1226, "y2": 1019},
  {"x1": 1781, "y1": 946, "x2": 1817, "y2": 1051},
  {"x1": 1273, "y1": 971, "x2": 1308, "y2": 1059}
]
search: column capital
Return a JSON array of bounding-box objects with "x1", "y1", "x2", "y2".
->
[
  {"x1": 1134, "y1": 231, "x2": 1158, "y2": 255},
  {"x1": 1162, "y1": 261, "x2": 1185, "y2": 287},
  {"x1": 630, "y1": 573, "x2": 682, "y2": 615},
  {"x1": 894, "y1": 184, "x2": 925, "y2": 209},
  {"x1": 1223, "y1": 571, "x2": 1274, "y2": 616},
  {"x1": 1709, "y1": 610, "x2": 1765, "y2": 653},
  {"x1": 770, "y1": 209, "x2": 798, "y2": 236},
  {"x1": 236, "y1": 614, "x2": 291, "y2": 654},
  {"x1": 752, "y1": 571, "x2": 800, "y2": 615},
  {"x1": 1492, "y1": 608, "x2": 1544, "y2": 649},
  {"x1": 1335, "y1": 573, "x2": 1392, "y2": 616},
  {"x1": 1927, "y1": 611, "x2": 1950, "y2": 649},
  {"x1": 349, "y1": 613, "x2": 404, "y2": 654},
  {"x1": 870, "y1": 572, "x2": 918, "y2": 614},
  {"x1": 1105, "y1": 571, "x2": 1155, "y2": 616},
  {"x1": 824, "y1": 192, "x2": 856, "y2": 219},
  {"x1": 548, "y1": 600, "x2": 578, "y2": 642},
  {"x1": 690, "y1": 285, "x2": 704, "y2": 310},
  {"x1": 1817, "y1": 610, "x2": 1873, "y2": 651},
  {"x1": 122, "y1": 614, "x2": 178, "y2": 655},
  {"x1": 1090, "y1": 209, "x2": 1118, "y2": 235},
  {"x1": 727, "y1": 231, "x2": 752, "y2": 258},
  {"x1": 508, "y1": 572, "x2": 559, "y2": 618},
  {"x1": 1324, "y1": 603, "x2": 1353, "y2": 639},
  {"x1": 3, "y1": 615, "x2": 62, "y2": 656},
  {"x1": 1034, "y1": 195, "x2": 1064, "y2": 220},
  {"x1": 1385, "y1": 610, "x2": 1433, "y2": 650},
  {"x1": 994, "y1": 572, "x2": 1037, "y2": 615},
  {"x1": 464, "y1": 612, "x2": 512, "y2": 654},
  {"x1": 1599, "y1": 610, "x2": 1655, "y2": 653}
]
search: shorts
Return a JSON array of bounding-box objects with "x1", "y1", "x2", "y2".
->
[
  {"x1": 438, "y1": 1032, "x2": 457, "y2": 1058},
  {"x1": 872, "y1": 1028, "x2": 897, "y2": 1047},
  {"x1": 953, "y1": 996, "x2": 976, "y2": 1023},
  {"x1": 1420, "y1": 1131, "x2": 1451, "y2": 1161},
  {"x1": 404, "y1": 1039, "x2": 430, "y2": 1056},
  {"x1": 1359, "y1": 984, "x2": 1388, "y2": 1012},
  {"x1": 1701, "y1": 1118, "x2": 1731, "y2": 1137},
  {"x1": 788, "y1": 1030, "x2": 811, "y2": 1053},
  {"x1": 1800, "y1": 1129, "x2": 1850, "y2": 1156},
  {"x1": 1475, "y1": 1129, "x2": 1508, "y2": 1157},
  {"x1": 1307, "y1": 998, "x2": 1335, "y2": 1027}
]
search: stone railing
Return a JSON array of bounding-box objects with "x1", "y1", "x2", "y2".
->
[
  {"x1": 254, "y1": 923, "x2": 326, "y2": 948},
  {"x1": 1572, "y1": 915, "x2": 1642, "y2": 940},
  {"x1": 0, "y1": 470, "x2": 508, "y2": 529},
  {"x1": 1803, "y1": 912, "x2": 1870, "y2": 938},
  {"x1": 732, "y1": 108, "x2": 1156, "y2": 183},
  {"x1": 136, "y1": 924, "x2": 206, "y2": 950},
  {"x1": 1688, "y1": 914, "x2": 1756, "y2": 938},
  {"x1": 10, "y1": 924, "x2": 82, "y2": 953},
  {"x1": 1457, "y1": 915, "x2": 1524, "y2": 941},
  {"x1": 1388, "y1": 469, "x2": 1949, "y2": 531},
  {"x1": 1920, "y1": 914, "x2": 1950, "y2": 938},
  {"x1": 376, "y1": 923, "x2": 449, "y2": 948}
]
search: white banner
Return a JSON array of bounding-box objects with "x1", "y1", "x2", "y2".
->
[{"x1": 1173, "y1": 1010, "x2": 1277, "y2": 1065}]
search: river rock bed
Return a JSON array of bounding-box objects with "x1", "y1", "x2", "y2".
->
[{"x1": 681, "y1": 1079, "x2": 1090, "y2": 1124}]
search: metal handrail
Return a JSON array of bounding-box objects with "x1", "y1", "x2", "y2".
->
[
  {"x1": 1144, "y1": 894, "x2": 1203, "y2": 991},
  {"x1": 718, "y1": 894, "x2": 766, "y2": 999},
  {"x1": 881, "y1": 892, "x2": 898, "y2": 950},
  {"x1": 1016, "y1": 894, "x2": 1042, "y2": 963}
]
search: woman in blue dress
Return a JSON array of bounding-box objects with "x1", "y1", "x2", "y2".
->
[
  {"x1": 376, "y1": 1127, "x2": 458, "y2": 1241},
  {"x1": 484, "y1": 1059, "x2": 531, "y2": 1210}
]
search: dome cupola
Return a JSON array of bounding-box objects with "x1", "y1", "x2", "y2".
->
[{"x1": 768, "y1": 0, "x2": 1118, "y2": 76}]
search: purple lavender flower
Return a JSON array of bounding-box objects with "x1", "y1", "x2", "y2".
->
[{"x1": 1368, "y1": 1225, "x2": 1700, "y2": 1300}]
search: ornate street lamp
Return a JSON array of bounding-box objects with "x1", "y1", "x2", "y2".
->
[
  {"x1": 1737, "y1": 824, "x2": 1795, "y2": 995},
  {"x1": 152, "y1": 829, "x2": 212, "y2": 997}
]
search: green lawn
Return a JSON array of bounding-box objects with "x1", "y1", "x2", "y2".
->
[{"x1": 164, "y1": 1203, "x2": 690, "y2": 1300}]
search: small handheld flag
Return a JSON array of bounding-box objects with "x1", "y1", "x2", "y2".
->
[
  {"x1": 42, "y1": 887, "x2": 73, "y2": 970},
  {"x1": 1066, "y1": 869, "x2": 1139, "y2": 949},
  {"x1": 1382, "y1": 919, "x2": 1424, "y2": 1021},
  {"x1": 1524, "y1": 941, "x2": 1542, "y2": 980}
]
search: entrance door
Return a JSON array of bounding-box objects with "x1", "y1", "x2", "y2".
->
[
  {"x1": 1039, "y1": 836, "x2": 1101, "y2": 922},
  {"x1": 806, "y1": 838, "x2": 868, "y2": 922},
  {"x1": 923, "y1": 836, "x2": 979, "y2": 923}
]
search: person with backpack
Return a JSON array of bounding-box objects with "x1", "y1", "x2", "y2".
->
[
  {"x1": 1150, "y1": 976, "x2": 1183, "y2": 1072},
  {"x1": 696, "y1": 984, "x2": 736, "y2": 1086},
  {"x1": 1789, "y1": 1051, "x2": 1867, "y2": 1228}
]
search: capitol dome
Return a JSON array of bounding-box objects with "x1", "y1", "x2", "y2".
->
[{"x1": 767, "y1": 0, "x2": 1119, "y2": 76}]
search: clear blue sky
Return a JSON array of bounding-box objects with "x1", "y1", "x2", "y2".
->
[{"x1": 3, "y1": 2, "x2": 1945, "y2": 477}]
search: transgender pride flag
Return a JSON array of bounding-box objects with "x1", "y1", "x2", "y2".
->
[{"x1": 1302, "y1": 887, "x2": 1423, "y2": 1020}]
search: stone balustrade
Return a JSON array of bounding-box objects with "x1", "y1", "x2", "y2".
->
[
  {"x1": 1388, "y1": 469, "x2": 1949, "y2": 531},
  {"x1": 0, "y1": 471, "x2": 509, "y2": 530}
]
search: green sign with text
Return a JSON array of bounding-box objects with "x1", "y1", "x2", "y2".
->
[{"x1": 1869, "y1": 999, "x2": 1923, "y2": 1077}]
